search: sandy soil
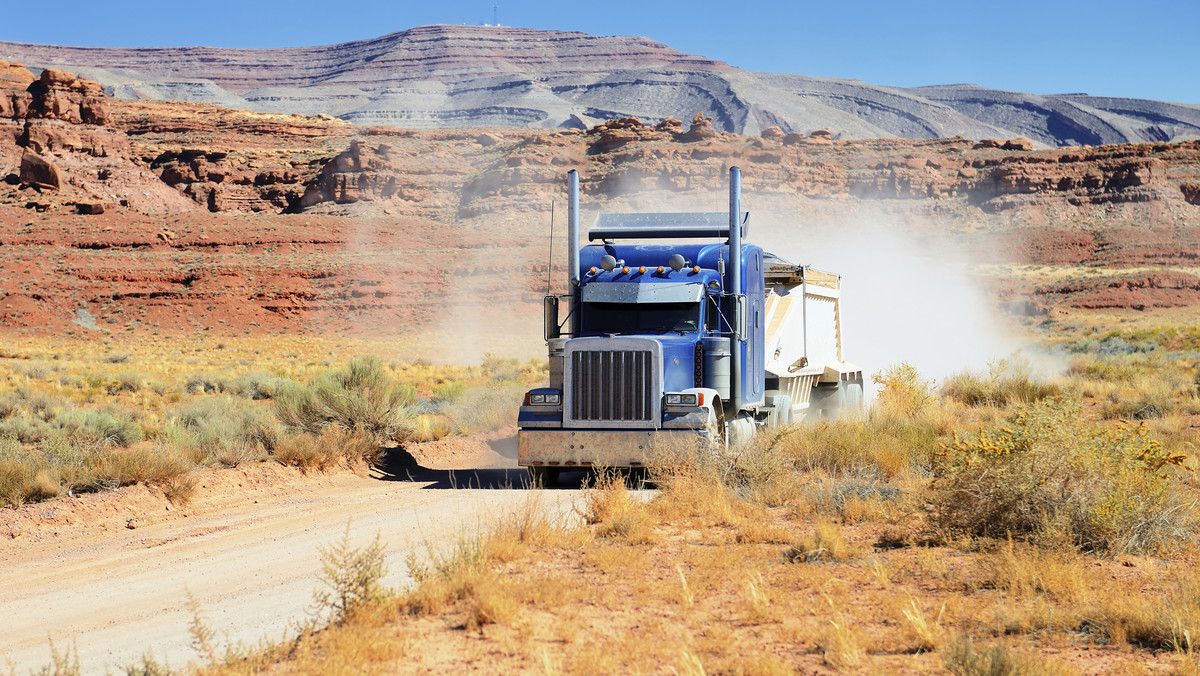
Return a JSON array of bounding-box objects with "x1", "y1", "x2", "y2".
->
[{"x1": 0, "y1": 434, "x2": 587, "y2": 675}]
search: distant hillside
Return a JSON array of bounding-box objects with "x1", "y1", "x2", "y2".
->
[{"x1": 2, "y1": 24, "x2": 1199, "y2": 146}]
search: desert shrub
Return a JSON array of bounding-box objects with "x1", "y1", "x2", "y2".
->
[
  {"x1": 444, "y1": 385, "x2": 522, "y2": 435},
  {"x1": 932, "y1": 398, "x2": 1195, "y2": 554},
  {"x1": 11, "y1": 360, "x2": 55, "y2": 379},
  {"x1": 53, "y1": 407, "x2": 144, "y2": 447},
  {"x1": 943, "y1": 358, "x2": 1061, "y2": 408},
  {"x1": 1067, "y1": 355, "x2": 1144, "y2": 384},
  {"x1": 0, "y1": 415, "x2": 52, "y2": 443},
  {"x1": 431, "y1": 381, "x2": 466, "y2": 403},
  {"x1": 0, "y1": 393, "x2": 17, "y2": 419},
  {"x1": 412, "y1": 414, "x2": 452, "y2": 442},
  {"x1": 165, "y1": 397, "x2": 278, "y2": 464},
  {"x1": 86, "y1": 443, "x2": 196, "y2": 487},
  {"x1": 275, "y1": 357, "x2": 415, "y2": 441},
  {"x1": 233, "y1": 371, "x2": 295, "y2": 400},
  {"x1": 109, "y1": 370, "x2": 144, "y2": 393},
  {"x1": 188, "y1": 371, "x2": 296, "y2": 399},
  {"x1": 800, "y1": 468, "x2": 903, "y2": 513},
  {"x1": 0, "y1": 433, "x2": 197, "y2": 506},
  {"x1": 874, "y1": 362, "x2": 935, "y2": 418},
  {"x1": 315, "y1": 525, "x2": 389, "y2": 623},
  {"x1": 186, "y1": 373, "x2": 227, "y2": 394},
  {"x1": 1100, "y1": 382, "x2": 1180, "y2": 420}
]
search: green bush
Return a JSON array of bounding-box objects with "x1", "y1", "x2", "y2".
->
[
  {"x1": 275, "y1": 357, "x2": 415, "y2": 441},
  {"x1": 931, "y1": 398, "x2": 1195, "y2": 554}
]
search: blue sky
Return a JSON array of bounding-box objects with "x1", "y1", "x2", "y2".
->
[{"x1": 2, "y1": 0, "x2": 1195, "y2": 103}]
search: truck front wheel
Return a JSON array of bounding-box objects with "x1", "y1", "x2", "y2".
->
[{"x1": 528, "y1": 466, "x2": 560, "y2": 488}]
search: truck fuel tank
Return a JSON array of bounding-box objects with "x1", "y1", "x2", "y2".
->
[{"x1": 702, "y1": 336, "x2": 731, "y2": 402}]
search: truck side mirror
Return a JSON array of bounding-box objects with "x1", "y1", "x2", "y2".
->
[{"x1": 544, "y1": 296, "x2": 560, "y2": 340}]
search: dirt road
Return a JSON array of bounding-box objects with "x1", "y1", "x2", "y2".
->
[{"x1": 0, "y1": 437, "x2": 587, "y2": 675}]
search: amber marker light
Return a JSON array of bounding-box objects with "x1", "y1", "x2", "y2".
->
[
  {"x1": 657, "y1": 266, "x2": 665, "y2": 274},
  {"x1": 622, "y1": 267, "x2": 629, "y2": 274},
  {"x1": 589, "y1": 267, "x2": 597, "y2": 274},
  {"x1": 638, "y1": 266, "x2": 646, "y2": 274},
  {"x1": 692, "y1": 266, "x2": 700, "y2": 273}
]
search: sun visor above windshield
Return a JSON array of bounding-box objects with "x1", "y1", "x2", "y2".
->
[{"x1": 582, "y1": 282, "x2": 705, "y2": 304}]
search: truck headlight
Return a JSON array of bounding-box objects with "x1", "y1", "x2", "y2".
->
[
  {"x1": 524, "y1": 391, "x2": 562, "y2": 406},
  {"x1": 664, "y1": 393, "x2": 700, "y2": 407}
]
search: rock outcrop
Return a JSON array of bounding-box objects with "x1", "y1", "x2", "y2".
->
[
  {"x1": 0, "y1": 62, "x2": 193, "y2": 210},
  {"x1": 18, "y1": 148, "x2": 61, "y2": 189},
  {"x1": 26, "y1": 68, "x2": 109, "y2": 125}
]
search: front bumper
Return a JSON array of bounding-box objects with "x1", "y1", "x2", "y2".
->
[{"x1": 518, "y1": 428, "x2": 710, "y2": 468}]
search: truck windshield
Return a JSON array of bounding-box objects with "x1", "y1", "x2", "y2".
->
[{"x1": 581, "y1": 302, "x2": 701, "y2": 334}]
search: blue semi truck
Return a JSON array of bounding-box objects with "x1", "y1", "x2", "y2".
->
[{"x1": 518, "y1": 167, "x2": 862, "y2": 485}]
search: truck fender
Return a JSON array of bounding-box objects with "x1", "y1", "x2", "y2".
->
[{"x1": 682, "y1": 387, "x2": 722, "y2": 444}]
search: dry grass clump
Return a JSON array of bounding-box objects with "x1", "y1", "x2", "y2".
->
[
  {"x1": 0, "y1": 435, "x2": 60, "y2": 504},
  {"x1": 1065, "y1": 353, "x2": 1200, "y2": 420},
  {"x1": 943, "y1": 358, "x2": 1062, "y2": 408},
  {"x1": 579, "y1": 469, "x2": 657, "y2": 543},
  {"x1": 770, "y1": 363, "x2": 951, "y2": 480},
  {"x1": 1084, "y1": 566, "x2": 1200, "y2": 653},
  {"x1": 0, "y1": 434, "x2": 195, "y2": 505},
  {"x1": 932, "y1": 397, "x2": 1196, "y2": 554},
  {"x1": 273, "y1": 427, "x2": 380, "y2": 470},
  {"x1": 943, "y1": 638, "x2": 1075, "y2": 676},
  {"x1": 819, "y1": 604, "x2": 866, "y2": 671},
  {"x1": 783, "y1": 520, "x2": 860, "y2": 563},
  {"x1": 400, "y1": 499, "x2": 576, "y2": 631}
]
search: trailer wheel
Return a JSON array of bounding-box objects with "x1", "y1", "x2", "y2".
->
[{"x1": 528, "y1": 466, "x2": 559, "y2": 488}]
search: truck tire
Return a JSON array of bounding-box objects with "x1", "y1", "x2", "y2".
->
[
  {"x1": 806, "y1": 378, "x2": 865, "y2": 421},
  {"x1": 528, "y1": 466, "x2": 560, "y2": 488},
  {"x1": 727, "y1": 414, "x2": 756, "y2": 449}
]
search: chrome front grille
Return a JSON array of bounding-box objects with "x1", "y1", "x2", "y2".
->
[{"x1": 570, "y1": 349, "x2": 653, "y2": 423}]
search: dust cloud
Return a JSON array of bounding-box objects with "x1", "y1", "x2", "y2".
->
[{"x1": 753, "y1": 212, "x2": 1025, "y2": 396}]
